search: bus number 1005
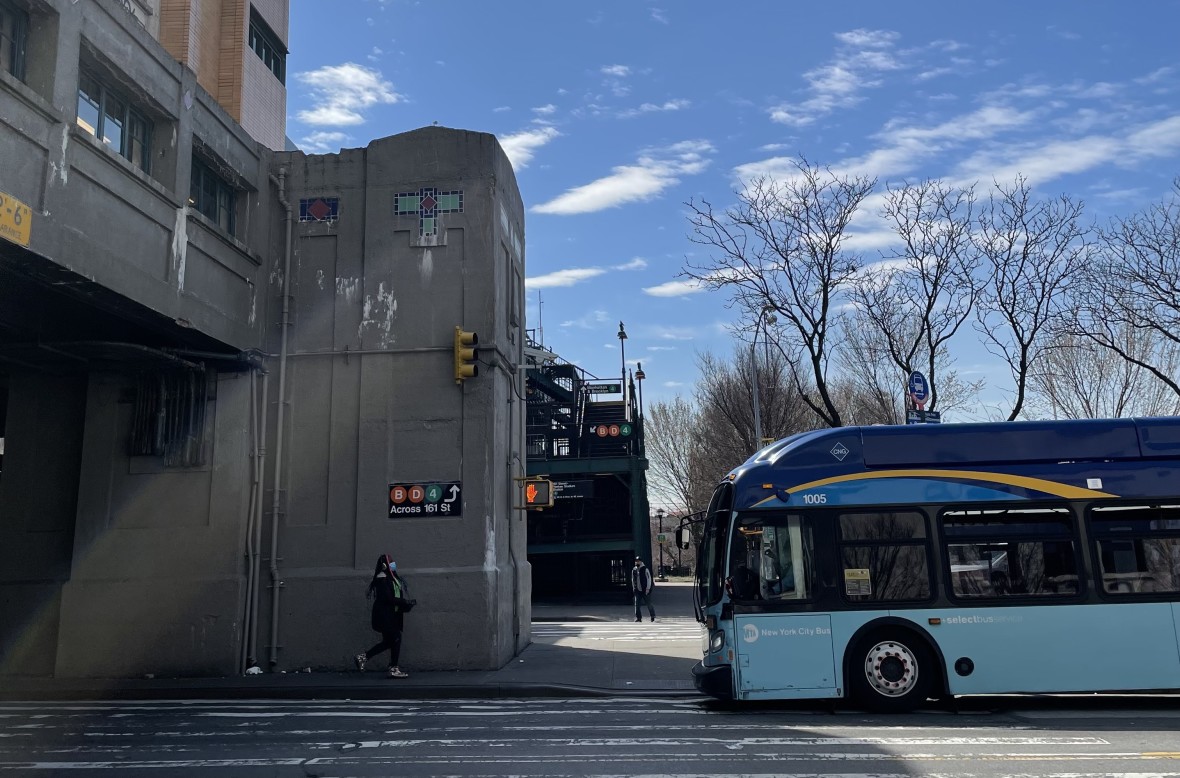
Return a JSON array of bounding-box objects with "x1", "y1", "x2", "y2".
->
[{"x1": 802, "y1": 493, "x2": 828, "y2": 504}]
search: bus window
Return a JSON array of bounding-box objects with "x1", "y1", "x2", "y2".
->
[
  {"x1": 1091, "y1": 504, "x2": 1180, "y2": 595},
  {"x1": 942, "y1": 507, "x2": 1080, "y2": 598},
  {"x1": 727, "y1": 515, "x2": 813, "y2": 602},
  {"x1": 838, "y1": 511, "x2": 931, "y2": 602}
]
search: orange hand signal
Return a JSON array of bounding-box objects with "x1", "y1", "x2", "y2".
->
[{"x1": 526, "y1": 483, "x2": 538, "y2": 503}]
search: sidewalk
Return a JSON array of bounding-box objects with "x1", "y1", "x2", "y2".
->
[{"x1": 0, "y1": 583, "x2": 704, "y2": 702}]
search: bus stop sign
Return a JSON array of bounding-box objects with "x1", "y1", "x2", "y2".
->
[{"x1": 907, "y1": 371, "x2": 929, "y2": 408}]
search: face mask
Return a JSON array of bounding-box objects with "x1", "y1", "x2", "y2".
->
[{"x1": 388, "y1": 562, "x2": 396, "y2": 572}]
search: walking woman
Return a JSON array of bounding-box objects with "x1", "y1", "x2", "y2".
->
[{"x1": 355, "y1": 554, "x2": 415, "y2": 678}]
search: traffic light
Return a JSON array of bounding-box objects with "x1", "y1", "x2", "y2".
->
[
  {"x1": 453, "y1": 326, "x2": 478, "y2": 383},
  {"x1": 523, "y1": 478, "x2": 554, "y2": 509}
]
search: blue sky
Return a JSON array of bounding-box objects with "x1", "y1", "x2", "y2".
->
[{"x1": 287, "y1": 1, "x2": 1180, "y2": 412}]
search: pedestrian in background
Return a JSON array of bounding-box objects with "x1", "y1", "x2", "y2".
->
[
  {"x1": 631, "y1": 556, "x2": 656, "y2": 622},
  {"x1": 355, "y1": 554, "x2": 415, "y2": 678}
]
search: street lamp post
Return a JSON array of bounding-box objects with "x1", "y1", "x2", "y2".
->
[
  {"x1": 656, "y1": 507, "x2": 667, "y2": 581},
  {"x1": 750, "y1": 308, "x2": 777, "y2": 453},
  {"x1": 617, "y1": 321, "x2": 627, "y2": 383},
  {"x1": 635, "y1": 362, "x2": 645, "y2": 418}
]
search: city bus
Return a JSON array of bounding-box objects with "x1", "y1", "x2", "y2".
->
[{"x1": 688, "y1": 417, "x2": 1180, "y2": 711}]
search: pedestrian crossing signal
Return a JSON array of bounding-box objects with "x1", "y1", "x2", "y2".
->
[
  {"x1": 454, "y1": 327, "x2": 479, "y2": 383},
  {"x1": 523, "y1": 478, "x2": 554, "y2": 509}
]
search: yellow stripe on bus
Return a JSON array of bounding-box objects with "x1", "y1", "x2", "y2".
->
[{"x1": 749, "y1": 469, "x2": 1116, "y2": 506}]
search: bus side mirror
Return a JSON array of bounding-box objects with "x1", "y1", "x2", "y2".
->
[{"x1": 676, "y1": 526, "x2": 692, "y2": 549}]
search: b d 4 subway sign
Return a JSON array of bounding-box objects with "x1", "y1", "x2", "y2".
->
[{"x1": 389, "y1": 481, "x2": 462, "y2": 517}]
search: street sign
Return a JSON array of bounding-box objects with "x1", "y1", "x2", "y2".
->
[
  {"x1": 905, "y1": 409, "x2": 942, "y2": 425},
  {"x1": 590, "y1": 423, "x2": 631, "y2": 437},
  {"x1": 553, "y1": 479, "x2": 594, "y2": 500},
  {"x1": 586, "y1": 383, "x2": 621, "y2": 394},
  {"x1": 907, "y1": 371, "x2": 929, "y2": 408},
  {"x1": 389, "y1": 481, "x2": 462, "y2": 517},
  {"x1": 0, "y1": 191, "x2": 32, "y2": 248}
]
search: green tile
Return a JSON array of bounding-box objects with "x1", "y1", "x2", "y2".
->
[
  {"x1": 438, "y1": 193, "x2": 460, "y2": 211},
  {"x1": 421, "y1": 217, "x2": 435, "y2": 235},
  {"x1": 396, "y1": 195, "x2": 419, "y2": 213}
]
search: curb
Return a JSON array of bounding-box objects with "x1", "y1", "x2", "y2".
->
[{"x1": 0, "y1": 682, "x2": 704, "y2": 702}]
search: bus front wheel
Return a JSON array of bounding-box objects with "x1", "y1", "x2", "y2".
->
[{"x1": 849, "y1": 630, "x2": 933, "y2": 713}]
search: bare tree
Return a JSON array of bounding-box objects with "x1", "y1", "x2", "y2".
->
[
  {"x1": 645, "y1": 396, "x2": 704, "y2": 515},
  {"x1": 1069, "y1": 182, "x2": 1180, "y2": 401},
  {"x1": 1028, "y1": 326, "x2": 1180, "y2": 419},
  {"x1": 851, "y1": 180, "x2": 982, "y2": 412},
  {"x1": 973, "y1": 177, "x2": 1091, "y2": 420},
  {"x1": 683, "y1": 158, "x2": 877, "y2": 427}
]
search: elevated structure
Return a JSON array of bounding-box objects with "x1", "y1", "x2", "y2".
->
[{"x1": 524, "y1": 332, "x2": 651, "y2": 595}]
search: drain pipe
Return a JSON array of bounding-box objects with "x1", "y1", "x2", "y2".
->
[
  {"x1": 267, "y1": 167, "x2": 293, "y2": 669},
  {"x1": 239, "y1": 367, "x2": 259, "y2": 674},
  {"x1": 248, "y1": 368, "x2": 269, "y2": 668}
]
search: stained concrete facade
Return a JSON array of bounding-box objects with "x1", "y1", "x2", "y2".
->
[{"x1": 0, "y1": 0, "x2": 527, "y2": 679}]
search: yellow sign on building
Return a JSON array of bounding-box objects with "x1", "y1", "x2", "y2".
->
[{"x1": 0, "y1": 191, "x2": 32, "y2": 247}]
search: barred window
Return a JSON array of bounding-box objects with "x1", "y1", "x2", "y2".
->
[{"x1": 129, "y1": 370, "x2": 212, "y2": 468}]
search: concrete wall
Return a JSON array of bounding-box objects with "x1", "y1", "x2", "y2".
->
[
  {"x1": 261, "y1": 127, "x2": 531, "y2": 672},
  {"x1": 0, "y1": 373, "x2": 87, "y2": 677},
  {"x1": 54, "y1": 371, "x2": 253, "y2": 677},
  {"x1": 0, "y1": 0, "x2": 268, "y2": 351}
]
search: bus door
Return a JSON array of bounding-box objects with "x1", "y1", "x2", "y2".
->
[{"x1": 731, "y1": 514, "x2": 839, "y2": 698}]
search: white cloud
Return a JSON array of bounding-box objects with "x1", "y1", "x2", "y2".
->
[
  {"x1": 296, "y1": 63, "x2": 400, "y2": 126},
  {"x1": 618, "y1": 99, "x2": 690, "y2": 118},
  {"x1": 651, "y1": 325, "x2": 697, "y2": 341},
  {"x1": 533, "y1": 104, "x2": 557, "y2": 116},
  {"x1": 559, "y1": 310, "x2": 611, "y2": 329},
  {"x1": 663, "y1": 381, "x2": 685, "y2": 388},
  {"x1": 650, "y1": 8, "x2": 669, "y2": 24},
  {"x1": 601, "y1": 64, "x2": 631, "y2": 77},
  {"x1": 300, "y1": 131, "x2": 350, "y2": 154},
  {"x1": 769, "y1": 28, "x2": 903, "y2": 127},
  {"x1": 735, "y1": 104, "x2": 1033, "y2": 183},
  {"x1": 533, "y1": 140, "x2": 714, "y2": 215},
  {"x1": 493, "y1": 106, "x2": 511, "y2": 113},
  {"x1": 528, "y1": 258, "x2": 647, "y2": 290},
  {"x1": 499, "y1": 126, "x2": 561, "y2": 169},
  {"x1": 527, "y1": 268, "x2": 606, "y2": 289},
  {"x1": 643, "y1": 279, "x2": 705, "y2": 297},
  {"x1": 647, "y1": 346, "x2": 677, "y2": 351}
]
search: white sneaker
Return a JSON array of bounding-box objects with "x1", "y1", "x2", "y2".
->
[
  {"x1": 354, "y1": 653, "x2": 366, "y2": 672},
  {"x1": 388, "y1": 666, "x2": 408, "y2": 678}
]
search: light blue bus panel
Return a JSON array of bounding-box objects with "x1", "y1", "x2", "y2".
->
[
  {"x1": 918, "y1": 603, "x2": 1180, "y2": 695},
  {"x1": 734, "y1": 614, "x2": 840, "y2": 700}
]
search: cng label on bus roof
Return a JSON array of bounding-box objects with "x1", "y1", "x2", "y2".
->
[{"x1": 830, "y1": 443, "x2": 849, "y2": 460}]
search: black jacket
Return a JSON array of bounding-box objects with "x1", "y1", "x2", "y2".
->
[
  {"x1": 370, "y1": 573, "x2": 412, "y2": 633},
  {"x1": 631, "y1": 564, "x2": 652, "y2": 594}
]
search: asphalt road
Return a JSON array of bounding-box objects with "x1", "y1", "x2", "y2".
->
[{"x1": 3, "y1": 695, "x2": 1180, "y2": 777}]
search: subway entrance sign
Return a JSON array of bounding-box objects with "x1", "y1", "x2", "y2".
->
[{"x1": 389, "y1": 481, "x2": 462, "y2": 517}]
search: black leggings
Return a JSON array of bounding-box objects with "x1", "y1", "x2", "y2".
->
[{"x1": 365, "y1": 630, "x2": 403, "y2": 667}]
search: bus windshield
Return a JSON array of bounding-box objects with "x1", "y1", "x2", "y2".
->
[{"x1": 694, "y1": 482, "x2": 732, "y2": 619}]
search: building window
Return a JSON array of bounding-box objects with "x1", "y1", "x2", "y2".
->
[
  {"x1": 299, "y1": 196, "x2": 338, "y2": 223},
  {"x1": 76, "y1": 70, "x2": 152, "y2": 173},
  {"x1": 129, "y1": 369, "x2": 212, "y2": 468},
  {"x1": 0, "y1": 0, "x2": 26, "y2": 82},
  {"x1": 248, "y1": 8, "x2": 285, "y2": 83},
  {"x1": 189, "y1": 156, "x2": 237, "y2": 235}
]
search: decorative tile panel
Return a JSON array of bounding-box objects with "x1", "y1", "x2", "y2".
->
[
  {"x1": 299, "y1": 197, "x2": 339, "y2": 223},
  {"x1": 395, "y1": 187, "x2": 463, "y2": 236}
]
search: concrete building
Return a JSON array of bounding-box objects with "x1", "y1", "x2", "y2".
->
[{"x1": 0, "y1": 0, "x2": 527, "y2": 679}]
